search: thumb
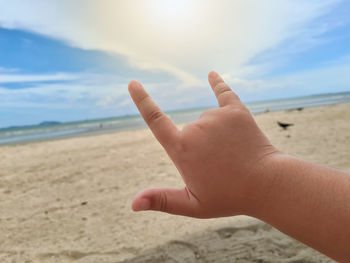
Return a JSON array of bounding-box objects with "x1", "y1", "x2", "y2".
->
[{"x1": 132, "y1": 187, "x2": 199, "y2": 217}]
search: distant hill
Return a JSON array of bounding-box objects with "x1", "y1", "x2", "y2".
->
[
  {"x1": 38, "y1": 121, "x2": 61, "y2": 126},
  {"x1": 0, "y1": 121, "x2": 62, "y2": 131}
]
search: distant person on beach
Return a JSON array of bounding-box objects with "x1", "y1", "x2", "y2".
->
[{"x1": 128, "y1": 71, "x2": 350, "y2": 262}]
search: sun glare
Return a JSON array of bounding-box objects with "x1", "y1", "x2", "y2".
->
[
  {"x1": 157, "y1": 0, "x2": 189, "y2": 18},
  {"x1": 149, "y1": 0, "x2": 196, "y2": 29}
]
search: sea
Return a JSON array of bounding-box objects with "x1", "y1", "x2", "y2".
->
[{"x1": 1, "y1": 91, "x2": 350, "y2": 145}]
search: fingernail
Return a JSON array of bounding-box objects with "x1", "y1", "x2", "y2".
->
[
  {"x1": 128, "y1": 80, "x2": 140, "y2": 91},
  {"x1": 135, "y1": 198, "x2": 151, "y2": 211},
  {"x1": 209, "y1": 70, "x2": 218, "y2": 78}
]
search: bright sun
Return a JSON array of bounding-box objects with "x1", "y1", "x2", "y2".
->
[
  {"x1": 149, "y1": 0, "x2": 196, "y2": 29},
  {"x1": 156, "y1": 0, "x2": 190, "y2": 18}
]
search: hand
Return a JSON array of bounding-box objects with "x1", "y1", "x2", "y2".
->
[{"x1": 128, "y1": 71, "x2": 279, "y2": 218}]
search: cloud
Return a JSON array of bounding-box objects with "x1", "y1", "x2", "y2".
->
[
  {"x1": 0, "y1": 0, "x2": 343, "y2": 87},
  {"x1": 222, "y1": 54, "x2": 350, "y2": 102},
  {"x1": 276, "y1": 58, "x2": 350, "y2": 94},
  {"x1": 0, "y1": 67, "x2": 19, "y2": 73},
  {"x1": 0, "y1": 74, "x2": 124, "y2": 106},
  {"x1": 0, "y1": 73, "x2": 80, "y2": 83}
]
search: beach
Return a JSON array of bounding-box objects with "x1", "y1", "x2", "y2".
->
[{"x1": 1, "y1": 103, "x2": 349, "y2": 262}]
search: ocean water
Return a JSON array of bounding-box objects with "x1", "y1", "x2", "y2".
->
[{"x1": 1, "y1": 91, "x2": 350, "y2": 145}]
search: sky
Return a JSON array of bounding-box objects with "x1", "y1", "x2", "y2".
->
[{"x1": 0, "y1": 0, "x2": 350, "y2": 128}]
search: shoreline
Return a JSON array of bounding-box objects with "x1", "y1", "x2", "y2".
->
[
  {"x1": 1, "y1": 101, "x2": 350, "y2": 147},
  {"x1": 3, "y1": 90, "x2": 350, "y2": 146}
]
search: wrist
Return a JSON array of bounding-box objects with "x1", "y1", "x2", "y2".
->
[{"x1": 242, "y1": 151, "x2": 292, "y2": 219}]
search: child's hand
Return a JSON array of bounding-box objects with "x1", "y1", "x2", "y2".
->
[
  {"x1": 129, "y1": 71, "x2": 350, "y2": 261},
  {"x1": 128, "y1": 71, "x2": 279, "y2": 218}
]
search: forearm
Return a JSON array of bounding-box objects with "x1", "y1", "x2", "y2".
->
[{"x1": 253, "y1": 154, "x2": 350, "y2": 262}]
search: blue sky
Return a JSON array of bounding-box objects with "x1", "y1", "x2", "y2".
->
[{"x1": 0, "y1": 0, "x2": 350, "y2": 128}]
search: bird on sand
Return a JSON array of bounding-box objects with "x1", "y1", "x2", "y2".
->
[{"x1": 277, "y1": 121, "x2": 294, "y2": 130}]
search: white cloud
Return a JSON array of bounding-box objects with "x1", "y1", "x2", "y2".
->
[
  {"x1": 0, "y1": 75, "x2": 123, "y2": 106},
  {"x1": 0, "y1": 73, "x2": 80, "y2": 83},
  {"x1": 221, "y1": 55, "x2": 350, "y2": 101},
  {"x1": 0, "y1": 67, "x2": 19, "y2": 73},
  {"x1": 276, "y1": 59, "x2": 350, "y2": 94},
  {"x1": 0, "y1": 0, "x2": 342, "y2": 87},
  {"x1": 1, "y1": 59, "x2": 348, "y2": 115},
  {"x1": 0, "y1": 72, "x2": 168, "y2": 111}
]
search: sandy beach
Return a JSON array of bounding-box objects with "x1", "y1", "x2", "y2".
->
[{"x1": 1, "y1": 103, "x2": 349, "y2": 262}]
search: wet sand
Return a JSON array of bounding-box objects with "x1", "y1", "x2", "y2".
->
[{"x1": 1, "y1": 103, "x2": 349, "y2": 262}]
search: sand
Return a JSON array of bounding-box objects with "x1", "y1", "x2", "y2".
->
[{"x1": 1, "y1": 103, "x2": 349, "y2": 263}]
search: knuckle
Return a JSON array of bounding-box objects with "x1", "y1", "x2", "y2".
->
[
  {"x1": 214, "y1": 82, "x2": 231, "y2": 96},
  {"x1": 228, "y1": 107, "x2": 251, "y2": 122},
  {"x1": 158, "y1": 192, "x2": 168, "y2": 212},
  {"x1": 137, "y1": 94, "x2": 149, "y2": 107},
  {"x1": 229, "y1": 107, "x2": 244, "y2": 118},
  {"x1": 146, "y1": 109, "x2": 164, "y2": 124}
]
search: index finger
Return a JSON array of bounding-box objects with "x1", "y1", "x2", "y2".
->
[
  {"x1": 208, "y1": 71, "x2": 241, "y2": 107},
  {"x1": 128, "y1": 80, "x2": 179, "y2": 148}
]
